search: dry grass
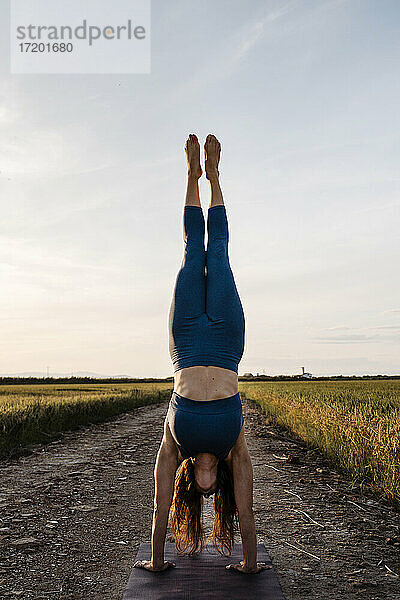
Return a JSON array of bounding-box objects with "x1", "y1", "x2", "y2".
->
[
  {"x1": 239, "y1": 380, "x2": 400, "y2": 506},
  {"x1": 2, "y1": 379, "x2": 399, "y2": 507}
]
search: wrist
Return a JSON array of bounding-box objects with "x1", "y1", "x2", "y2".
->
[
  {"x1": 151, "y1": 558, "x2": 164, "y2": 569},
  {"x1": 242, "y1": 562, "x2": 257, "y2": 572}
]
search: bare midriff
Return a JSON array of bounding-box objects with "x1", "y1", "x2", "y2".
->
[{"x1": 173, "y1": 365, "x2": 238, "y2": 401}]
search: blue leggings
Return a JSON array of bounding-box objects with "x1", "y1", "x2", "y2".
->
[{"x1": 168, "y1": 205, "x2": 245, "y2": 373}]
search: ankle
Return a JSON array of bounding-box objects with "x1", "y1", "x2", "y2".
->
[
  {"x1": 205, "y1": 167, "x2": 219, "y2": 181},
  {"x1": 188, "y1": 169, "x2": 202, "y2": 181}
]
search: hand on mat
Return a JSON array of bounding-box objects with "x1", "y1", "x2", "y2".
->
[
  {"x1": 133, "y1": 559, "x2": 176, "y2": 572},
  {"x1": 226, "y1": 561, "x2": 272, "y2": 574}
]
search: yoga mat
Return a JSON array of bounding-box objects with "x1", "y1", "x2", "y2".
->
[{"x1": 123, "y1": 542, "x2": 286, "y2": 599}]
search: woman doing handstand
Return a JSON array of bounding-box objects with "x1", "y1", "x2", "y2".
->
[{"x1": 134, "y1": 134, "x2": 269, "y2": 575}]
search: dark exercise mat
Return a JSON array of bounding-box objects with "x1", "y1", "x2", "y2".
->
[{"x1": 123, "y1": 542, "x2": 286, "y2": 599}]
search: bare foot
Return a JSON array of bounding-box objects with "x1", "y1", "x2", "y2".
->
[
  {"x1": 185, "y1": 134, "x2": 202, "y2": 179},
  {"x1": 204, "y1": 134, "x2": 221, "y2": 180}
]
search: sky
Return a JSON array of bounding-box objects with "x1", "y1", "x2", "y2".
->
[{"x1": 0, "y1": 0, "x2": 399, "y2": 377}]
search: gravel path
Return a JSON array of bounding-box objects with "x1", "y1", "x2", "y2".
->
[{"x1": 0, "y1": 398, "x2": 399, "y2": 599}]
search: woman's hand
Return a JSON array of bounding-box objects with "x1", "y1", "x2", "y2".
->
[
  {"x1": 226, "y1": 561, "x2": 272, "y2": 574},
  {"x1": 133, "y1": 559, "x2": 176, "y2": 572}
]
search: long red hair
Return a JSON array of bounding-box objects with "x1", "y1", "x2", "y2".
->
[{"x1": 169, "y1": 457, "x2": 238, "y2": 556}]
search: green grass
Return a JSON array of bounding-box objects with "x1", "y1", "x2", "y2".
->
[
  {"x1": 239, "y1": 380, "x2": 400, "y2": 506},
  {"x1": 0, "y1": 383, "x2": 173, "y2": 460}
]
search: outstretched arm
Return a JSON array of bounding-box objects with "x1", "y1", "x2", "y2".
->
[
  {"x1": 227, "y1": 428, "x2": 272, "y2": 574},
  {"x1": 152, "y1": 421, "x2": 178, "y2": 566},
  {"x1": 134, "y1": 419, "x2": 178, "y2": 572}
]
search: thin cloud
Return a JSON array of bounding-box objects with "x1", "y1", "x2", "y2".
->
[
  {"x1": 167, "y1": 1, "x2": 299, "y2": 103},
  {"x1": 314, "y1": 329, "x2": 399, "y2": 344},
  {"x1": 322, "y1": 325, "x2": 400, "y2": 332},
  {"x1": 314, "y1": 334, "x2": 379, "y2": 343},
  {"x1": 369, "y1": 325, "x2": 400, "y2": 331},
  {"x1": 235, "y1": 2, "x2": 296, "y2": 60},
  {"x1": 234, "y1": 0, "x2": 349, "y2": 62}
]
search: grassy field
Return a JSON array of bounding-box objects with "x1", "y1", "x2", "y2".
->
[
  {"x1": 0, "y1": 382, "x2": 172, "y2": 460},
  {"x1": 1, "y1": 379, "x2": 399, "y2": 507},
  {"x1": 239, "y1": 380, "x2": 400, "y2": 506}
]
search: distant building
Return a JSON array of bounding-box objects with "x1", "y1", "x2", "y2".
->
[
  {"x1": 301, "y1": 366, "x2": 313, "y2": 379},
  {"x1": 243, "y1": 372, "x2": 254, "y2": 378}
]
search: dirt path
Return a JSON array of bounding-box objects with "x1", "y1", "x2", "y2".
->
[{"x1": 0, "y1": 399, "x2": 399, "y2": 599}]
